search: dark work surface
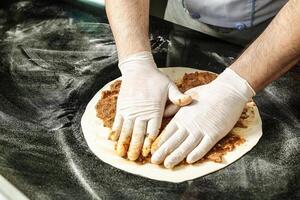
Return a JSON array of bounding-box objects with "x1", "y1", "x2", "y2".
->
[{"x1": 0, "y1": 1, "x2": 299, "y2": 199}]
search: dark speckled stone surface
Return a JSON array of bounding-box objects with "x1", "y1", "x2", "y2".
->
[{"x1": 0, "y1": 1, "x2": 299, "y2": 199}]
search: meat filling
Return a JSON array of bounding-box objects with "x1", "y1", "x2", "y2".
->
[{"x1": 96, "y1": 72, "x2": 248, "y2": 164}]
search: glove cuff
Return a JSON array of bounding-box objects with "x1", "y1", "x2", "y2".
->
[
  {"x1": 118, "y1": 51, "x2": 156, "y2": 74},
  {"x1": 216, "y1": 68, "x2": 256, "y2": 100}
]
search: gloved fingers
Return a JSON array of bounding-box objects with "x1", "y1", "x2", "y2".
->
[
  {"x1": 186, "y1": 136, "x2": 215, "y2": 164},
  {"x1": 184, "y1": 86, "x2": 197, "y2": 95},
  {"x1": 109, "y1": 113, "x2": 124, "y2": 141},
  {"x1": 127, "y1": 119, "x2": 147, "y2": 161},
  {"x1": 151, "y1": 121, "x2": 177, "y2": 154},
  {"x1": 164, "y1": 135, "x2": 202, "y2": 168},
  {"x1": 151, "y1": 128, "x2": 188, "y2": 165},
  {"x1": 146, "y1": 117, "x2": 162, "y2": 138},
  {"x1": 116, "y1": 119, "x2": 134, "y2": 157},
  {"x1": 142, "y1": 117, "x2": 162, "y2": 157},
  {"x1": 163, "y1": 103, "x2": 180, "y2": 117},
  {"x1": 184, "y1": 87, "x2": 201, "y2": 99},
  {"x1": 168, "y1": 82, "x2": 192, "y2": 106}
]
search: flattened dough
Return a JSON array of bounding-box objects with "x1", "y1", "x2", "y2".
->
[{"x1": 81, "y1": 67, "x2": 262, "y2": 183}]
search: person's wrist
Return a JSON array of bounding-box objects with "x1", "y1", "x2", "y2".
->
[
  {"x1": 215, "y1": 68, "x2": 256, "y2": 101},
  {"x1": 118, "y1": 51, "x2": 157, "y2": 74}
]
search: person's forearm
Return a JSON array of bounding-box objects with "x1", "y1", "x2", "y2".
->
[
  {"x1": 230, "y1": 0, "x2": 300, "y2": 92},
  {"x1": 105, "y1": 0, "x2": 151, "y2": 61}
]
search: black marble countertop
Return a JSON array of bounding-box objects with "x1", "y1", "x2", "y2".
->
[{"x1": 0, "y1": 1, "x2": 299, "y2": 199}]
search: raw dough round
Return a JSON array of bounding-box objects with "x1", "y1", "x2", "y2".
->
[{"x1": 81, "y1": 67, "x2": 262, "y2": 183}]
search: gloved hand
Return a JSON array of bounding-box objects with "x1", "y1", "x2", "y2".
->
[
  {"x1": 110, "y1": 51, "x2": 192, "y2": 161},
  {"x1": 151, "y1": 68, "x2": 255, "y2": 168}
]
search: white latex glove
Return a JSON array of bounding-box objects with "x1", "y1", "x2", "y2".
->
[
  {"x1": 110, "y1": 51, "x2": 192, "y2": 161},
  {"x1": 151, "y1": 68, "x2": 255, "y2": 168}
]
